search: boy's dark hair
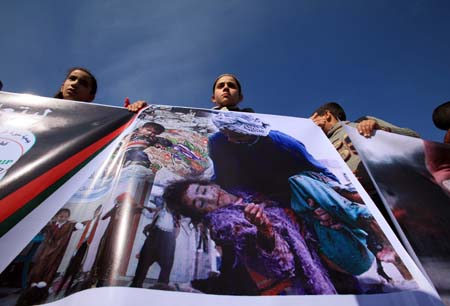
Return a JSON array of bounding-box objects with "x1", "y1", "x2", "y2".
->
[
  {"x1": 432, "y1": 101, "x2": 450, "y2": 130},
  {"x1": 141, "y1": 122, "x2": 165, "y2": 134},
  {"x1": 54, "y1": 67, "x2": 97, "y2": 99},
  {"x1": 56, "y1": 208, "x2": 71, "y2": 217},
  {"x1": 163, "y1": 178, "x2": 211, "y2": 224},
  {"x1": 212, "y1": 74, "x2": 242, "y2": 97},
  {"x1": 313, "y1": 102, "x2": 347, "y2": 121}
]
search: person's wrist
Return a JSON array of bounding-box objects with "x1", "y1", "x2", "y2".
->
[
  {"x1": 256, "y1": 222, "x2": 275, "y2": 252},
  {"x1": 379, "y1": 125, "x2": 391, "y2": 132},
  {"x1": 257, "y1": 222, "x2": 274, "y2": 239}
]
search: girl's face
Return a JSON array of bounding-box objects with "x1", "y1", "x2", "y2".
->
[
  {"x1": 60, "y1": 69, "x2": 95, "y2": 102},
  {"x1": 211, "y1": 75, "x2": 242, "y2": 107}
]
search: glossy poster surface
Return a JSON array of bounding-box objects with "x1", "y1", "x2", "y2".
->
[{"x1": 0, "y1": 95, "x2": 442, "y2": 306}]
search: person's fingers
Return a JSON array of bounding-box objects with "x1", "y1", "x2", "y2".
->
[
  {"x1": 313, "y1": 207, "x2": 327, "y2": 216},
  {"x1": 358, "y1": 123, "x2": 369, "y2": 137},
  {"x1": 317, "y1": 213, "x2": 331, "y2": 222},
  {"x1": 377, "y1": 249, "x2": 396, "y2": 263},
  {"x1": 234, "y1": 198, "x2": 244, "y2": 205},
  {"x1": 244, "y1": 204, "x2": 267, "y2": 226},
  {"x1": 331, "y1": 223, "x2": 344, "y2": 230},
  {"x1": 358, "y1": 120, "x2": 378, "y2": 137},
  {"x1": 128, "y1": 100, "x2": 147, "y2": 112},
  {"x1": 256, "y1": 207, "x2": 263, "y2": 219},
  {"x1": 244, "y1": 203, "x2": 254, "y2": 213},
  {"x1": 249, "y1": 205, "x2": 260, "y2": 216},
  {"x1": 310, "y1": 113, "x2": 325, "y2": 126},
  {"x1": 244, "y1": 204, "x2": 258, "y2": 220},
  {"x1": 320, "y1": 220, "x2": 331, "y2": 226}
]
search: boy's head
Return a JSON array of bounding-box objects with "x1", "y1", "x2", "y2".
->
[
  {"x1": 313, "y1": 102, "x2": 347, "y2": 121},
  {"x1": 432, "y1": 101, "x2": 450, "y2": 131},
  {"x1": 211, "y1": 74, "x2": 243, "y2": 108},
  {"x1": 139, "y1": 122, "x2": 165, "y2": 136},
  {"x1": 56, "y1": 67, "x2": 97, "y2": 102},
  {"x1": 311, "y1": 102, "x2": 346, "y2": 133},
  {"x1": 55, "y1": 208, "x2": 70, "y2": 223}
]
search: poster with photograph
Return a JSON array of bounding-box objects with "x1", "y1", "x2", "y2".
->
[
  {"x1": 0, "y1": 92, "x2": 134, "y2": 237},
  {"x1": 0, "y1": 94, "x2": 443, "y2": 306},
  {"x1": 345, "y1": 125, "x2": 450, "y2": 305}
]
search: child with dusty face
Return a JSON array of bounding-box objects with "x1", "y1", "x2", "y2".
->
[
  {"x1": 211, "y1": 75, "x2": 243, "y2": 108},
  {"x1": 139, "y1": 125, "x2": 161, "y2": 137},
  {"x1": 181, "y1": 183, "x2": 271, "y2": 227},
  {"x1": 182, "y1": 183, "x2": 239, "y2": 214},
  {"x1": 181, "y1": 182, "x2": 275, "y2": 246},
  {"x1": 55, "y1": 210, "x2": 70, "y2": 225}
]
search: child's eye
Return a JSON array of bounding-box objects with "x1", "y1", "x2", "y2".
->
[
  {"x1": 195, "y1": 200, "x2": 203, "y2": 209},
  {"x1": 79, "y1": 79, "x2": 88, "y2": 87}
]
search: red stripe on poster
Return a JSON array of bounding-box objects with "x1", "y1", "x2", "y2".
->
[{"x1": 0, "y1": 117, "x2": 134, "y2": 223}]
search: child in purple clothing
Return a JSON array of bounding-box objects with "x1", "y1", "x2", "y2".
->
[{"x1": 163, "y1": 179, "x2": 336, "y2": 295}]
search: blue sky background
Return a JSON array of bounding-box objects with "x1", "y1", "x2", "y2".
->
[{"x1": 1, "y1": 0, "x2": 449, "y2": 142}]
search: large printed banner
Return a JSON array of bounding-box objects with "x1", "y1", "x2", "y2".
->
[
  {"x1": 346, "y1": 126, "x2": 450, "y2": 304},
  {"x1": 0, "y1": 92, "x2": 443, "y2": 306}
]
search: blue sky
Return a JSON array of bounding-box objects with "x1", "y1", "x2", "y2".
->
[{"x1": 1, "y1": 0, "x2": 449, "y2": 142}]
